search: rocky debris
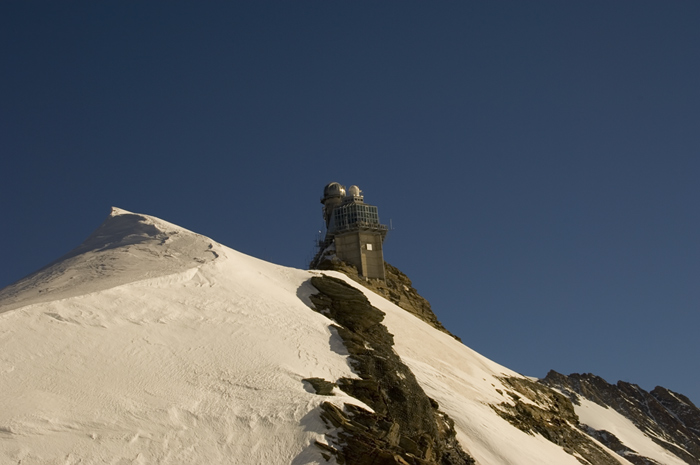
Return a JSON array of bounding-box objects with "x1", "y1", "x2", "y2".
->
[
  {"x1": 491, "y1": 376, "x2": 623, "y2": 465},
  {"x1": 308, "y1": 275, "x2": 474, "y2": 465},
  {"x1": 315, "y1": 258, "x2": 460, "y2": 341},
  {"x1": 542, "y1": 371, "x2": 700, "y2": 465}
]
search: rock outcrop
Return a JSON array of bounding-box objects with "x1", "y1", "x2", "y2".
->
[
  {"x1": 491, "y1": 376, "x2": 622, "y2": 465},
  {"x1": 542, "y1": 371, "x2": 700, "y2": 465},
  {"x1": 312, "y1": 256, "x2": 700, "y2": 465},
  {"x1": 315, "y1": 258, "x2": 459, "y2": 341},
  {"x1": 308, "y1": 275, "x2": 474, "y2": 465}
]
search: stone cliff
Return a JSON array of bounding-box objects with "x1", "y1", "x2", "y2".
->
[{"x1": 542, "y1": 371, "x2": 700, "y2": 465}]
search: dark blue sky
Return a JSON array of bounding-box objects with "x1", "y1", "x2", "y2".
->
[{"x1": 2, "y1": 2, "x2": 699, "y2": 402}]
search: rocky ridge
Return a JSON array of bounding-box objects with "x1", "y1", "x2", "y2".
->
[
  {"x1": 315, "y1": 259, "x2": 700, "y2": 465},
  {"x1": 3, "y1": 207, "x2": 699, "y2": 464},
  {"x1": 490, "y1": 376, "x2": 623, "y2": 465},
  {"x1": 307, "y1": 275, "x2": 474, "y2": 465},
  {"x1": 314, "y1": 257, "x2": 458, "y2": 340},
  {"x1": 542, "y1": 371, "x2": 700, "y2": 465}
]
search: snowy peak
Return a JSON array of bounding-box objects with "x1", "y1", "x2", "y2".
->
[
  {"x1": 80, "y1": 206, "x2": 169, "y2": 250},
  {"x1": 64, "y1": 207, "x2": 171, "y2": 258},
  {"x1": 0, "y1": 210, "x2": 358, "y2": 465},
  {"x1": 109, "y1": 206, "x2": 131, "y2": 216},
  {"x1": 0, "y1": 207, "x2": 220, "y2": 312},
  {"x1": 1, "y1": 208, "x2": 699, "y2": 465}
]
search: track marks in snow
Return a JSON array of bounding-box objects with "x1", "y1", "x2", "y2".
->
[{"x1": 45, "y1": 312, "x2": 74, "y2": 323}]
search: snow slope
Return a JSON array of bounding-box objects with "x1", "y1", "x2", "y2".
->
[
  {"x1": 0, "y1": 209, "x2": 361, "y2": 464},
  {"x1": 326, "y1": 271, "x2": 591, "y2": 465},
  {"x1": 575, "y1": 397, "x2": 688, "y2": 465},
  {"x1": 0, "y1": 208, "x2": 690, "y2": 464}
]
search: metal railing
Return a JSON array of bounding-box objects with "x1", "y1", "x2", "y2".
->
[{"x1": 330, "y1": 221, "x2": 388, "y2": 235}]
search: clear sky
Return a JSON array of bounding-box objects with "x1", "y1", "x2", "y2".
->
[{"x1": 2, "y1": 2, "x2": 698, "y2": 403}]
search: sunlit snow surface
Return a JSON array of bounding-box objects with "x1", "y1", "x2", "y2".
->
[
  {"x1": 0, "y1": 209, "x2": 358, "y2": 464},
  {"x1": 574, "y1": 397, "x2": 688, "y2": 465},
  {"x1": 326, "y1": 271, "x2": 586, "y2": 465},
  {"x1": 0, "y1": 208, "x2": 687, "y2": 464}
]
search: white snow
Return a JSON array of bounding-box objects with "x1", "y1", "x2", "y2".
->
[
  {"x1": 0, "y1": 208, "x2": 690, "y2": 464},
  {"x1": 0, "y1": 209, "x2": 360, "y2": 464},
  {"x1": 574, "y1": 397, "x2": 689, "y2": 465},
  {"x1": 325, "y1": 271, "x2": 586, "y2": 465}
]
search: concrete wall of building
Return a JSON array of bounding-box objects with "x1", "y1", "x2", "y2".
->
[
  {"x1": 335, "y1": 231, "x2": 385, "y2": 280},
  {"x1": 334, "y1": 233, "x2": 362, "y2": 276},
  {"x1": 359, "y1": 232, "x2": 385, "y2": 280}
]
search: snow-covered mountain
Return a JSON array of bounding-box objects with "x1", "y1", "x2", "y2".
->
[{"x1": 1, "y1": 208, "x2": 698, "y2": 465}]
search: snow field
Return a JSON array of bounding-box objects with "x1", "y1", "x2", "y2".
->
[
  {"x1": 0, "y1": 234, "x2": 360, "y2": 464},
  {"x1": 574, "y1": 397, "x2": 689, "y2": 465},
  {"x1": 1, "y1": 208, "x2": 690, "y2": 465},
  {"x1": 325, "y1": 271, "x2": 594, "y2": 465}
]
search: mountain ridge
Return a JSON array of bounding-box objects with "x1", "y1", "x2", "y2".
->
[
  {"x1": 0, "y1": 207, "x2": 219, "y2": 313},
  {"x1": 0, "y1": 208, "x2": 697, "y2": 465},
  {"x1": 542, "y1": 371, "x2": 700, "y2": 465}
]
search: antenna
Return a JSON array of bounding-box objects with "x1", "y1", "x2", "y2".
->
[{"x1": 390, "y1": 219, "x2": 394, "y2": 230}]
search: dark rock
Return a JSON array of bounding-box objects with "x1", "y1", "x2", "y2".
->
[
  {"x1": 542, "y1": 371, "x2": 700, "y2": 465},
  {"x1": 315, "y1": 259, "x2": 461, "y2": 341},
  {"x1": 308, "y1": 275, "x2": 474, "y2": 465},
  {"x1": 491, "y1": 376, "x2": 623, "y2": 465},
  {"x1": 304, "y1": 377, "x2": 337, "y2": 396},
  {"x1": 651, "y1": 386, "x2": 700, "y2": 437}
]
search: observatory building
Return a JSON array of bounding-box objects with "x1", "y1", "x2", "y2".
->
[{"x1": 310, "y1": 182, "x2": 388, "y2": 280}]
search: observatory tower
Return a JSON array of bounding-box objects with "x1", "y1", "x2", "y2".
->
[{"x1": 311, "y1": 182, "x2": 388, "y2": 280}]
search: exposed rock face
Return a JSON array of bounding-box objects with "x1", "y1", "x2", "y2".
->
[
  {"x1": 303, "y1": 377, "x2": 337, "y2": 396},
  {"x1": 308, "y1": 275, "x2": 474, "y2": 465},
  {"x1": 312, "y1": 258, "x2": 700, "y2": 465},
  {"x1": 491, "y1": 376, "x2": 622, "y2": 465},
  {"x1": 315, "y1": 258, "x2": 460, "y2": 341},
  {"x1": 542, "y1": 371, "x2": 700, "y2": 465},
  {"x1": 651, "y1": 386, "x2": 700, "y2": 438}
]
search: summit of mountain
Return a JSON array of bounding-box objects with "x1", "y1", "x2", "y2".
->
[{"x1": 0, "y1": 208, "x2": 697, "y2": 465}]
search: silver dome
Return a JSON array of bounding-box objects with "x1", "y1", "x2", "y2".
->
[
  {"x1": 323, "y1": 182, "x2": 345, "y2": 199},
  {"x1": 346, "y1": 185, "x2": 361, "y2": 197}
]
